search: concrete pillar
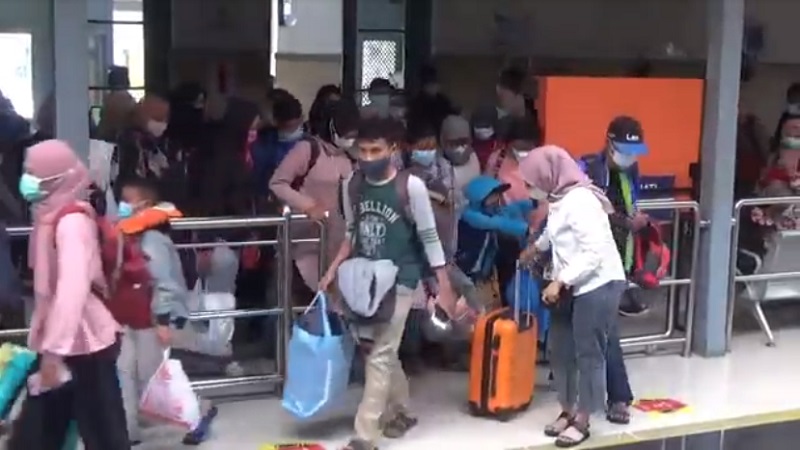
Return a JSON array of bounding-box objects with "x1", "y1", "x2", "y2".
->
[
  {"x1": 693, "y1": 0, "x2": 744, "y2": 356},
  {"x1": 52, "y1": 0, "x2": 90, "y2": 160}
]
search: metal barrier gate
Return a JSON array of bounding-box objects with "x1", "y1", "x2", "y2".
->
[
  {"x1": 1, "y1": 208, "x2": 326, "y2": 393},
  {"x1": 726, "y1": 196, "x2": 800, "y2": 349},
  {"x1": 619, "y1": 200, "x2": 700, "y2": 357}
]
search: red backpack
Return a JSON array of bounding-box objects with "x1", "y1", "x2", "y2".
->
[
  {"x1": 54, "y1": 204, "x2": 154, "y2": 329},
  {"x1": 632, "y1": 223, "x2": 671, "y2": 289}
]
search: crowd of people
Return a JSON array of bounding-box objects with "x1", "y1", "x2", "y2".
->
[{"x1": 1, "y1": 65, "x2": 800, "y2": 449}]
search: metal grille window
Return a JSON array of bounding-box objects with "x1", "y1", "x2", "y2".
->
[{"x1": 358, "y1": 33, "x2": 404, "y2": 105}]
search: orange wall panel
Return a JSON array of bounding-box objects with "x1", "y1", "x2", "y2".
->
[{"x1": 537, "y1": 77, "x2": 705, "y2": 188}]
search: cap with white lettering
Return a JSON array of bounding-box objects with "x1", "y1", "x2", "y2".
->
[{"x1": 607, "y1": 115, "x2": 649, "y2": 156}]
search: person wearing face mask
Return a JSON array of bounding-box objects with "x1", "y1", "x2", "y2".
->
[
  {"x1": 113, "y1": 178, "x2": 220, "y2": 446},
  {"x1": 9, "y1": 140, "x2": 129, "y2": 449},
  {"x1": 770, "y1": 83, "x2": 800, "y2": 153},
  {"x1": 518, "y1": 145, "x2": 626, "y2": 449},
  {"x1": 751, "y1": 116, "x2": 800, "y2": 233},
  {"x1": 471, "y1": 105, "x2": 501, "y2": 169},
  {"x1": 269, "y1": 98, "x2": 358, "y2": 291},
  {"x1": 485, "y1": 117, "x2": 547, "y2": 296},
  {"x1": 319, "y1": 116, "x2": 456, "y2": 450},
  {"x1": 441, "y1": 115, "x2": 480, "y2": 208},
  {"x1": 577, "y1": 116, "x2": 648, "y2": 427},
  {"x1": 579, "y1": 116, "x2": 650, "y2": 318},
  {"x1": 114, "y1": 92, "x2": 170, "y2": 200},
  {"x1": 250, "y1": 93, "x2": 305, "y2": 209}
]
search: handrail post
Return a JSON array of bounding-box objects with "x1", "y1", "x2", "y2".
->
[
  {"x1": 725, "y1": 201, "x2": 744, "y2": 352},
  {"x1": 278, "y1": 207, "x2": 294, "y2": 391},
  {"x1": 684, "y1": 204, "x2": 702, "y2": 357},
  {"x1": 318, "y1": 214, "x2": 329, "y2": 282}
]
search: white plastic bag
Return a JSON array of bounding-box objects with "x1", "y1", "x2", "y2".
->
[
  {"x1": 197, "y1": 289, "x2": 235, "y2": 356},
  {"x1": 139, "y1": 349, "x2": 202, "y2": 430},
  {"x1": 172, "y1": 281, "x2": 235, "y2": 357}
]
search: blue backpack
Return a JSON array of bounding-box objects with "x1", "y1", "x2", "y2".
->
[{"x1": 0, "y1": 224, "x2": 21, "y2": 307}]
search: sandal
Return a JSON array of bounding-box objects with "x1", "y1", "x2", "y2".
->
[
  {"x1": 606, "y1": 403, "x2": 630, "y2": 425},
  {"x1": 555, "y1": 423, "x2": 591, "y2": 448},
  {"x1": 341, "y1": 438, "x2": 378, "y2": 450},
  {"x1": 382, "y1": 412, "x2": 419, "y2": 438},
  {"x1": 544, "y1": 412, "x2": 572, "y2": 437}
]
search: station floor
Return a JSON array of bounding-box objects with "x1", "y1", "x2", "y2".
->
[{"x1": 123, "y1": 323, "x2": 800, "y2": 450}]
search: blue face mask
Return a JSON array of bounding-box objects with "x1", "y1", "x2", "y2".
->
[
  {"x1": 18, "y1": 173, "x2": 49, "y2": 202},
  {"x1": 359, "y1": 157, "x2": 392, "y2": 180},
  {"x1": 278, "y1": 127, "x2": 304, "y2": 142},
  {"x1": 411, "y1": 149, "x2": 437, "y2": 166},
  {"x1": 117, "y1": 201, "x2": 134, "y2": 219}
]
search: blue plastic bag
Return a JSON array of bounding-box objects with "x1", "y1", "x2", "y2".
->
[
  {"x1": 0, "y1": 347, "x2": 36, "y2": 419},
  {"x1": 282, "y1": 292, "x2": 355, "y2": 419},
  {"x1": 505, "y1": 269, "x2": 550, "y2": 342}
]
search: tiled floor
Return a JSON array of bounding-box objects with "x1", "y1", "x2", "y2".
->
[{"x1": 128, "y1": 326, "x2": 800, "y2": 450}]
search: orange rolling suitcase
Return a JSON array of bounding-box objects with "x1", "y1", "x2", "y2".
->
[{"x1": 468, "y1": 264, "x2": 538, "y2": 421}]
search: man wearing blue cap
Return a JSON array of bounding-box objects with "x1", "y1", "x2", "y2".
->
[
  {"x1": 580, "y1": 116, "x2": 650, "y2": 315},
  {"x1": 578, "y1": 115, "x2": 650, "y2": 425}
]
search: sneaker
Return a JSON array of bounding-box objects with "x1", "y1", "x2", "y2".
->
[
  {"x1": 182, "y1": 406, "x2": 218, "y2": 445},
  {"x1": 619, "y1": 300, "x2": 649, "y2": 317}
]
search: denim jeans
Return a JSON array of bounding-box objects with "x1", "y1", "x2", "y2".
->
[
  {"x1": 606, "y1": 324, "x2": 634, "y2": 405},
  {"x1": 549, "y1": 281, "x2": 626, "y2": 414}
]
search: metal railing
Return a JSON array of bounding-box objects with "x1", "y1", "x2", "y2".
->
[
  {"x1": 726, "y1": 196, "x2": 800, "y2": 349},
  {"x1": 2, "y1": 208, "x2": 327, "y2": 393},
  {"x1": 619, "y1": 200, "x2": 700, "y2": 358}
]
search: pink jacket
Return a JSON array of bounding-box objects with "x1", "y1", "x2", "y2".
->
[
  {"x1": 269, "y1": 138, "x2": 353, "y2": 261},
  {"x1": 28, "y1": 212, "x2": 120, "y2": 356}
]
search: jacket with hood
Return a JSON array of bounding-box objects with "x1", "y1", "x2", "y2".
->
[
  {"x1": 455, "y1": 176, "x2": 535, "y2": 280},
  {"x1": 117, "y1": 203, "x2": 190, "y2": 325}
]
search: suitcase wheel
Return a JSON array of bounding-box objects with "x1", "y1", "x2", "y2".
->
[
  {"x1": 468, "y1": 402, "x2": 482, "y2": 417},
  {"x1": 495, "y1": 410, "x2": 515, "y2": 422}
]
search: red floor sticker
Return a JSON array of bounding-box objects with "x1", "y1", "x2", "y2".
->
[{"x1": 633, "y1": 398, "x2": 688, "y2": 414}]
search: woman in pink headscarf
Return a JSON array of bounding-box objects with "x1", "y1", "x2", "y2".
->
[
  {"x1": 9, "y1": 140, "x2": 129, "y2": 449},
  {"x1": 519, "y1": 145, "x2": 626, "y2": 448}
]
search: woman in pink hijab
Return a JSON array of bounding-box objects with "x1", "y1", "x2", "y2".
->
[
  {"x1": 9, "y1": 140, "x2": 129, "y2": 449},
  {"x1": 519, "y1": 145, "x2": 626, "y2": 448}
]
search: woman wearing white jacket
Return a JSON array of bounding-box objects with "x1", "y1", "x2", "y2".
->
[{"x1": 519, "y1": 145, "x2": 627, "y2": 448}]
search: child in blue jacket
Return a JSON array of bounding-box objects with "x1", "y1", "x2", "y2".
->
[{"x1": 455, "y1": 176, "x2": 536, "y2": 293}]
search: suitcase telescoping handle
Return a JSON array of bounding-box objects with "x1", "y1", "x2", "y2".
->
[{"x1": 514, "y1": 260, "x2": 532, "y2": 327}]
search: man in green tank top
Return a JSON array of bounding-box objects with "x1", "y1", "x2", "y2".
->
[{"x1": 320, "y1": 117, "x2": 456, "y2": 450}]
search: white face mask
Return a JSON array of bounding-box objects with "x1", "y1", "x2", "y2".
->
[
  {"x1": 610, "y1": 150, "x2": 637, "y2": 168},
  {"x1": 528, "y1": 186, "x2": 548, "y2": 201},
  {"x1": 147, "y1": 120, "x2": 167, "y2": 137},
  {"x1": 474, "y1": 127, "x2": 494, "y2": 140},
  {"x1": 513, "y1": 150, "x2": 530, "y2": 160},
  {"x1": 334, "y1": 136, "x2": 355, "y2": 150}
]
